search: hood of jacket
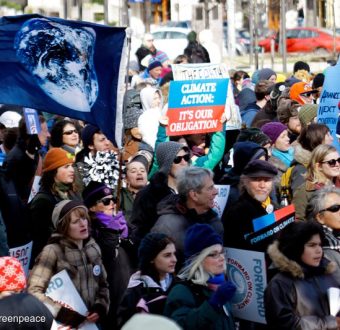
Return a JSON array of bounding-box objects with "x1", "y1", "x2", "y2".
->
[
  {"x1": 293, "y1": 143, "x2": 311, "y2": 167},
  {"x1": 267, "y1": 240, "x2": 336, "y2": 279},
  {"x1": 127, "y1": 271, "x2": 161, "y2": 289}
]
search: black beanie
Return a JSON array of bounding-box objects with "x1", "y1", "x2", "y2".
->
[
  {"x1": 82, "y1": 181, "x2": 112, "y2": 208},
  {"x1": 138, "y1": 233, "x2": 169, "y2": 269},
  {"x1": 293, "y1": 61, "x2": 310, "y2": 73},
  {"x1": 312, "y1": 73, "x2": 325, "y2": 89}
]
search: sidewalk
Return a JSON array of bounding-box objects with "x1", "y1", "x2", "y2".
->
[{"x1": 223, "y1": 53, "x2": 332, "y2": 75}]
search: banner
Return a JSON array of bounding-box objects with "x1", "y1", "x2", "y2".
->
[
  {"x1": 317, "y1": 59, "x2": 340, "y2": 151},
  {"x1": 172, "y1": 63, "x2": 242, "y2": 130},
  {"x1": 0, "y1": 14, "x2": 128, "y2": 147},
  {"x1": 245, "y1": 204, "x2": 295, "y2": 246},
  {"x1": 212, "y1": 184, "x2": 230, "y2": 217},
  {"x1": 166, "y1": 79, "x2": 228, "y2": 136},
  {"x1": 46, "y1": 270, "x2": 98, "y2": 330},
  {"x1": 226, "y1": 248, "x2": 267, "y2": 324},
  {"x1": 9, "y1": 241, "x2": 32, "y2": 276}
]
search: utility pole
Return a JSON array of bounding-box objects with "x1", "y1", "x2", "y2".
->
[
  {"x1": 249, "y1": 0, "x2": 254, "y2": 67},
  {"x1": 254, "y1": 0, "x2": 259, "y2": 70},
  {"x1": 78, "y1": 0, "x2": 83, "y2": 21},
  {"x1": 63, "y1": 0, "x2": 67, "y2": 19},
  {"x1": 204, "y1": 0, "x2": 209, "y2": 29},
  {"x1": 227, "y1": 0, "x2": 236, "y2": 57},
  {"x1": 104, "y1": 0, "x2": 109, "y2": 25},
  {"x1": 280, "y1": 0, "x2": 287, "y2": 73}
]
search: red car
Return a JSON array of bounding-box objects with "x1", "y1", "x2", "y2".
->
[{"x1": 258, "y1": 27, "x2": 340, "y2": 54}]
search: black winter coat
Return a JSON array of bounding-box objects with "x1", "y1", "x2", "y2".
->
[
  {"x1": 265, "y1": 241, "x2": 339, "y2": 330},
  {"x1": 130, "y1": 172, "x2": 174, "y2": 246},
  {"x1": 222, "y1": 191, "x2": 279, "y2": 252}
]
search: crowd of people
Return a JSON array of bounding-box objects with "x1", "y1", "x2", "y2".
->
[{"x1": 0, "y1": 29, "x2": 339, "y2": 330}]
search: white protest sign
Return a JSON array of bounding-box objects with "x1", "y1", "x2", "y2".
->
[
  {"x1": 9, "y1": 241, "x2": 32, "y2": 276},
  {"x1": 213, "y1": 185, "x2": 230, "y2": 218},
  {"x1": 172, "y1": 63, "x2": 242, "y2": 130},
  {"x1": 28, "y1": 175, "x2": 41, "y2": 203},
  {"x1": 46, "y1": 270, "x2": 98, "y2": 330},
  {"x1": 226, "y1": 248, "x2": 267, "y2": 324}
]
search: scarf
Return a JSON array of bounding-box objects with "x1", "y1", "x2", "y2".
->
[
  {"x1": 95, "y1": 211, "x2": 128, "y2": 238},
  {"x1": 272, "y1": 147, "x2": 294, "y2": 168},
  {"x1": 54, "y1": 182, "x2": 73, "y2": 200},
  {"x1": 322, "y1": 226, "x2": 340, "y2": 252},
  {"x1": 207, "y1": 273, "x2": 225, "y2": 291}
]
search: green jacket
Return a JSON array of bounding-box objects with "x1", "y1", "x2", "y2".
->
[{"x1": 164, "y1": 282, "x2": 235, "y2": 330}]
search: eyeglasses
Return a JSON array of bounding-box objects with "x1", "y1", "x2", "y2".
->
[
  {"x1": 63, "y1": 129, "x2": 78, "y2": 135},
  {"x1": 207, "y1": 250, "x2": 225, "y2": 259},
  {"x1": 173, "y1": 154, "x2": 190, "y2": 164},
  {"x1": 319, "y1": 204, "x2": 340, "y2": 213},
  {"x1": 97, "y1": 197, "x2": 116, "y2": 206},
  {"x1": 321, "y1": 158, "x2": 340, "y2": 167}
]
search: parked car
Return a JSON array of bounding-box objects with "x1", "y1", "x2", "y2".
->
[
  {"x1": 223, "y1": 22, "x2": 250, "y2": 55},
  {"x1": 258, "y1": 27, "x2": 340, "y2": 54},
  {"x1": 151, "y1": 27, "x2": 190, "y2": 60}
]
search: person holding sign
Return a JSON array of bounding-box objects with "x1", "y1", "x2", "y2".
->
[
  {"x1": 164, "y1": 223, "x2": 236, "y2": 330},
  {"x1": 265, "y1": 221, "x2": 340, "y2": 329},
  {"x1": 28, "y1": 200, "x2": 109, "y2": 329}
]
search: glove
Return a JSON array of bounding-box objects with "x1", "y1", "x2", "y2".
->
[
  {"x1": 26, "y1": 134, "x2": 41, "y2": 155},
  {"x1": 88, "y1": 303, "x2": 107, "y2": 320},
  {"x1": 56, "y1": 306, "x2": 86, "y2": 328},
  {"x1": 208, "y1": 281, "x2": 237, "y2": 309}
]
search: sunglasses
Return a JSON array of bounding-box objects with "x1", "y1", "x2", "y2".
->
[
  {"x1": 97, "y1": 197, "x2": 116, "y2": 206},
  {"x1": 173, "y1": 154, "x2": 190, "y2": 164},
  {"x1": 63, "y1": 129, "x2": 78, "y2": 135},
  {"x1": 319, "y1": 204, "x2": 340, "y2": 213},
  {"x1": 321, "y1": 158, "x2": 340, "y2": 167}
]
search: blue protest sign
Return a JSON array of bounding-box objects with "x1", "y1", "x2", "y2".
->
[
  {"x1": 317, "y1": 61, "x2": 340, "y2": 151},
  {"x1": 0, "y1": 14, "x2": 128, "y2": 146},
  {"x1": 23, "y1": 108, "x2": 41, "y2": 134}
]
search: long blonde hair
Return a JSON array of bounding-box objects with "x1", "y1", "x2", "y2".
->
[
  {"x1": 178, "y1": 245, "x2": 225, "y2": 286},
  {"x1": 305, "y1": 144, "x2": 338, "y2": 183}
]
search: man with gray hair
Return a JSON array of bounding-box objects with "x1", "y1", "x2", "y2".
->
[
  {"x1": 222, "y1": 159, "x2": 278, "y2": 252},
  {"x1": 151, "y1": 166, "x2": 222, "y2": 267}
]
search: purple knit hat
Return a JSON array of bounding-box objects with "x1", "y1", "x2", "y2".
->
[{"x1": 261, "y1": 122, "x2": 287, "y2": 144}]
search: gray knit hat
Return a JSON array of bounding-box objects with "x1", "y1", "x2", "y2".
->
[
  {"x1": 156, "y1": 141, "x2": 189, "y2": 175},
  {"x1": 52, "y1": 200, "x2": 88, "y2": 229},
  {"x1": 298, "y1": 104, "x2": 318, "y2": 127}
]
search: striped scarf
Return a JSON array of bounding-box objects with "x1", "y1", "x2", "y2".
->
[{"x1": 322, "y1": 226, "x2": 340, "y2": 252}]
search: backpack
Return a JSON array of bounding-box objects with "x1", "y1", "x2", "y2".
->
[
  {"x1": 123, "y1": 89, "x2": 144, "y2": 130},
  {"x1": 190, "y1": 45, "x2": 206, "y2": 63},
  {"x1": 280, "y1": 165, "x2": 295, "y2": 204}
]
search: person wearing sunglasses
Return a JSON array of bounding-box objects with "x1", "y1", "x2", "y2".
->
[
  {"x1": 164, "y1": 223, "x2": 236, "y2": 330},
  {"x1": 82, "y1": 180, "x2": 130, "y2": 329},
  {"x1": 151, "y1": 166, "x2": 222, "y2": 268},
  {"x1": 264, "y1": 221, "x2": 339, "y2": 330},
  {"x1": 306, "y1": 186, "x2": 340, "y2": 278},
  {"x1": 293, "y1": 144, "x2": 340, "y2": 221},
  {"x1": 130, "y1": 141, "x2": 190, "y2": 248},
  {"x1": 50, "y1": 119, "x2": 81, "y2": 156}
]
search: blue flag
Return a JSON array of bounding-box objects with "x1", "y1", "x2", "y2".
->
[{"x1": 0, "y1": 14, "x2": 128, "y2": 146}]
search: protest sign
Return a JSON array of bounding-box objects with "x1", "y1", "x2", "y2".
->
[
  {"x1": 166, "y1": 79, "x2": 229, "y2": 136},
  {"x1": 212, "y1": 185, "x2": 230, "y2": 217},
  {"x1": 9, "y1": 241, "x2": 32, "y2": 276},
  {"x1": 226, "y1": 248, "x2": 267, "y2": 324},
  {"x1": 46, "y1": 270, "x2": 98, "y2": 330},
  {"x1": 23, "y1": 108, "x2": 41, "y2": 134},
  {"x1": 245, "y1": 204, "x2": 295, "y2": 246},
  {"x1": 317, "y1": 60, "x2": 340, "y2": 151},
  {"x1": 172, "y1": 63, "x2": 242, "y2": 130},
  {"x1": 0, "y1": 14, "x2": 128, "y2": 147}
]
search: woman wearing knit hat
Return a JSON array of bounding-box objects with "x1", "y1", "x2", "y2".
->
[
  {"x1": 264, "y1": 221, "x2": 339, "y2": 329},
  {"x1": 82, "y1": 180, "x2": 131, "y2": 328},
  {"x1": 290, "y1": 123, "x2": 333, "y2": 194},
  {"x1": 292, "y1": 144, "x2": 340, "y2": 221},
  {"x1": 29, "y1": 147, "x2": 82, "y2": 263},
  {"x1": 261, "y1": 122, "x2": 294, "y2": 200},
  {"x1": 118, "y1": 232, "x2": 177, "y2": 327},
  {"x1": 29, "y1": 200, "x2": 109, "y2": 329},
  {"x1": 164, "y1": 223, "x2": 236, "y2": 330}
]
